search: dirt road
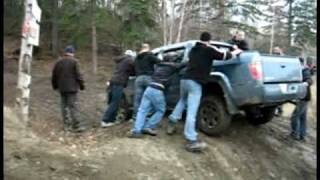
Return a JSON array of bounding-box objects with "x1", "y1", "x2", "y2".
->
[{"x1": 3, "y1": 51, "x2": 317, "y2": 180}]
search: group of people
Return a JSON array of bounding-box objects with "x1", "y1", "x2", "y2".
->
[{"x1": 51, "y1": 31, "x2": 313, "y2": 153}]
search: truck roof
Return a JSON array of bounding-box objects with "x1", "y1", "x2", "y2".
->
[{"x1": 151, "y1": 40, "x2": 233, "y2": 53}]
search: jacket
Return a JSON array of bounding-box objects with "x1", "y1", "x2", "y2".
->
[
  {"x1": 149, "y1": 61, "x2": 187, "y2": 91},
  {"x1": 227, "y1": 38, "x2": 249, "y2": 51},
  {"x1": 183, "y1": 42, "x2": 233, "y2": 84},
  {"x1": 51, "y1": 57, "x2": 85, "y2": 93},
  {"x1": 302, "y1": 66, "x2": 312, "y2": 101},
  {"x1": 110, "y1": 55, "x2": 135, "y2": 87},
  {"x1": 134, "y1": 52, "x2": 160, "y2": 76}
]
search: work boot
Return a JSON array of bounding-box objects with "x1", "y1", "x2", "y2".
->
[
  {"x1": 185, "y1": 140, "x2": 208, "y2": 153},
  {"x1": 72, "y1": 126, "x2": 86, "y2": 133},
  {"x1": 167, "y1": 122, "x2": 177, "y2": 135},
  {"x1": 142, "y1": 128, "x2": 157, "y2": 136}
]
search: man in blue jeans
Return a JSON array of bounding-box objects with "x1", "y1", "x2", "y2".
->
[
  {"x1": 290, "y1": 57, "x2": 313, "y2": 141},
  {"x1": 167, "y1": 32, "x2": 242, "y2": 152},
  {"x1": 128, "y1": 53, "x2": 186, "y2": 138},
  {"x1": 133, "y1": 43, "x2": 161, "y2": 121},
  {"x1": 101, "y1": 50, "x2": 135, "y2": 127}
]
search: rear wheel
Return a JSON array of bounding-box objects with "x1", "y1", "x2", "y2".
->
[
  {"x1": 245, "y1": 106, "x2": 276, "y2": 125},
  {"x1": 197, "y1": 95, "x2": 232, "y2": 136}
]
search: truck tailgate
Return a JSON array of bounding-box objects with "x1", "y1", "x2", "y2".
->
[{"x1": 261, "y1": 56, "x2": 302, "y2": 83}]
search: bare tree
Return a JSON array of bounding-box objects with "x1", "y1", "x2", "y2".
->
[
  {"x1": 175, "y1": 0, "x2": 188, "y2": 43},
  {"x1": 51, "y1": 0, "x2": 58, "y2": 58},
  {"x1": 168, "y1": 0, "x2": 175, "y2": 44},
  {"x1": 91, "y1": 0, "x2": 98, "y2": 74},
  {"x1": 162, "y1": 0, "x2": 167, "y2": 45}
]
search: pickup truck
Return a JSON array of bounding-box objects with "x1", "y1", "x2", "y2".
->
[{"x1": 117, "y1": 40, "x2": 308, "y2": 136}]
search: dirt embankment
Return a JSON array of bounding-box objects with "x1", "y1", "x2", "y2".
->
[{"x1": 3, "y1": 42, "x2": 317, "y2": 180}]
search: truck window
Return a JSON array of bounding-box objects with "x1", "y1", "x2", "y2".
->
[{"x1": 163, "y1": 48, "x2": 185, "y2": 63}]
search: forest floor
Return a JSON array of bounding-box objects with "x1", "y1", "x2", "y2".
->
[{"x1": 3, "y1": 38, "x2": 317, "y2": 180}]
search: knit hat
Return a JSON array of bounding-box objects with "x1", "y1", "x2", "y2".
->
[{"x1": 64, "y1": 45, "x2": 75, "y2": 54}]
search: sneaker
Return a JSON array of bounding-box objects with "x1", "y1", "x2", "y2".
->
[
  {"x1": 142, "y1": 128, "x2": 157, "y2": 136},
  {"x1": 185, "y1": 140, "x2": 208, "y2": 153},
  {"x1": 127, "y1": 131, "x2": 143, "y2": 138},
  {"x1": 167, "y1": 122, "x2": 177, "y2": 135},
  {"x1": 101, "y1": 121, "x2": 115, "y2": 128}
]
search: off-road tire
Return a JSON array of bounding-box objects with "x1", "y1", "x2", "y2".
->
[{"x1": 197, "y1": 95, "x2": 232, "y2": 136}]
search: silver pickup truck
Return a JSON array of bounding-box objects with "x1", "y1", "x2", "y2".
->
[{"x1": 119, "y1": 40, "x2": 308, "y2": 135}]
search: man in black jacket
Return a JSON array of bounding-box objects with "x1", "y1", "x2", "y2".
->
[
  {"x1": 51, "y1": 45, "x2": 85, "y2": 132},
  {"x1": 101, "y1": 50, "x2": 135, "y2": 127},
  {"x1": 167, "y1": 32, "x2": 242, "y2": 152},
  {"x1": 128, "y1": 52, "x2": 186, "y2": 138},
  {"x1": 227, "y1": 31, "x2": 250, "y2": 51},
  {"x1": 133, "y1": 43, "x2": 161, "y2": 120},
  {"x1": 290, "y1": 57, "x2": 313, "y2": 141}
]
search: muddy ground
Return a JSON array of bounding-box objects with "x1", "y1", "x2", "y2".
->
[{"x1": 3, "y1": 40, "x2": 317, "y2": 180}]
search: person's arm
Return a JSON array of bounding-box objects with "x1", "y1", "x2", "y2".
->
[
  {"x1": 75, "y1": 61, "x2": 85, "y2": 90},
  {"x1": 51, "y1": 63, "x2": 58, "y2": 90},
  {"x1": 208, "y1": 45, "x2": 242, "y2": 61},
  {"x1": 303, "y1": 68, "x2": 313, "y2": 85},
  {"x1": 128, "y1": 59, "x2": 136, "y2": 76},
  {"x1": 151, "y1": 54, "x2": 161, "y2": 64}
]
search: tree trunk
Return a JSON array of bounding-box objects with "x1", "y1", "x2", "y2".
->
[
  {"x1": 162, "y1": 0, "x2": 167, "y2": 45},
  {"x1": 51, "y1": 0, "x2": 58, "y2": 58},
  {"x1": 91, "y1": 0, "x2": 98, "y2": 74},
  {"x1": 175, "y1": 0, "x2": 187, "y2": 43},
  {"x1": 287, "y1": 0, "x2": 294, "y2": 47},
  {"x1": 169, "y1": 0, "x2": 175, "y2": 44}
]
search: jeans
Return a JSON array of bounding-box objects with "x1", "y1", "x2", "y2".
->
[
  {"x1": 290, "y1": 100, "x2": 308, "y2": 138},
  {"x1": 133, "y1": 87, "x2": 166, "y2": 133},
  {"x1": 168, "y1": 79, "x2": 202, "y2": 141},
  {"x1": 60, "y1": 92, "x2": 80, "y2": 127},
  {"x1": 102, "y1": 84, "x2": 124, "y2": 123},
  {"x1": 133, "y1": 75, "x2": 153, "y2": 118}
]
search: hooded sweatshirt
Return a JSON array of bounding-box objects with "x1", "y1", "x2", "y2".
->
[
  {"x1": 183, "y1": 42, "x2": 233, "y2": 84},
  {"x1": 110, "y1": 55, "x2": 135, "y2": 87},
  {"x1": 134, "y1": 52, "x2": 160, "y2": 76}
]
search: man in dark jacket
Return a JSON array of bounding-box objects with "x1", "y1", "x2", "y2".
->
[
  {"x1": 128, "y1": 52, "x2": 186, "y2": 138},
  {"x1": 290, "y1": 57, "x2": 313, "y2": 141},
  {"x1": 133, "y1": 43, "x2": 161, "y2": 120},
  {"x1": 227, "y1": 31, "x2": 250, "y2": 51},
  {"x1": 51, "y1": 45, "x2": 85, "y2": 132},
  {"x1": 167, "y1": 32, "x2": 242, "y2": 153},
  {"x1": 101, "y1": 50, "x2": 135, "y2": 127}
]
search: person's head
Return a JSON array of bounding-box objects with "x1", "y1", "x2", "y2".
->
[
  {"x1": 299, "y1": 57, "x2": 305, "y2": 65},
  {"x1": 273, "y1": 46, "x2": 282, "y2": 55},
  {"x1": 64, "y1": 45, "x2": 75, "y2": 57},
  {"x1": 235, "y1": 31, "x2": 245, "y2": 41},
  {"x1": 139, "y1": 43, "x2": 150, "y2": 53},
  {"x1": 124, "y1": 49, "x2": 136, "y2": 58},
  {"x1": 200, "y1": 32, "x2": 211, "y2": 43}
]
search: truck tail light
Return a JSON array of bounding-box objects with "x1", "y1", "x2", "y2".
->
[{"x1": 249, "y1": 59, "x2": 263, "y2": 81}]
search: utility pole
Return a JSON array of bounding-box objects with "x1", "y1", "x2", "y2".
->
[{"x1": 16, "y1": 0, "x2": 41, "y2": 123}]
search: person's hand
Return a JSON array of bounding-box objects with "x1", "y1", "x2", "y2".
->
[
  {"x1": 106, "y1": 81, "x2": 110, "y2": 87},
  {"x1": 231, "y1": 49, "x2": 243, "y2": 56},
  {"x1": 232, "y1": 45, "x2": 238, "y2": 50}
]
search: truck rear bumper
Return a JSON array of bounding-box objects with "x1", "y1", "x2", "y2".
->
[{"x1": 262, "y1": 82, "x2": 307, "y2": 103}]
